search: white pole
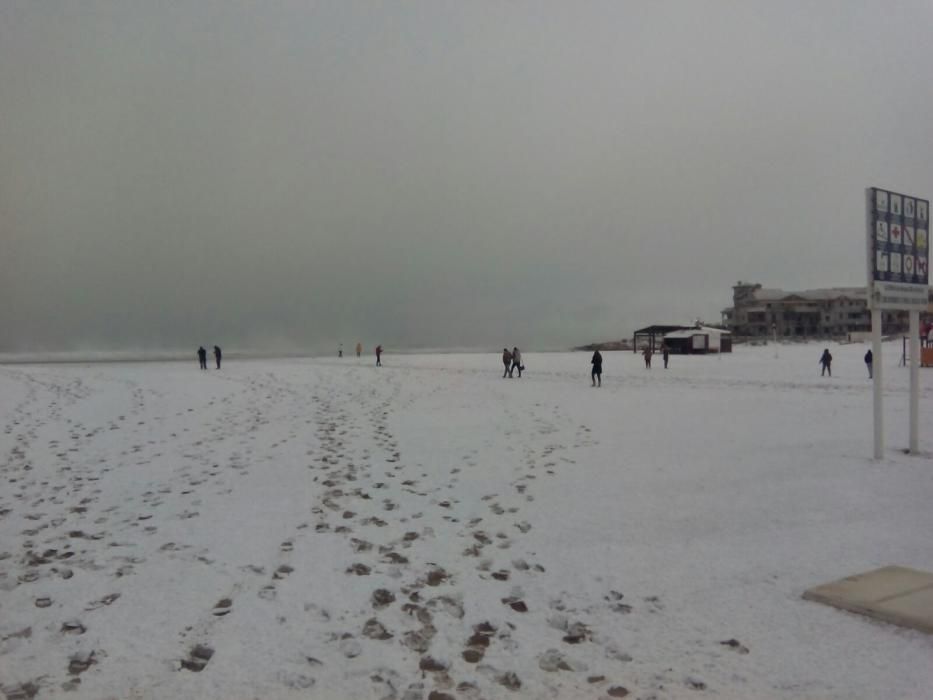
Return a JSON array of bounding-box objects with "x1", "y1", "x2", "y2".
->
[
  {"x1": 872, "y1": 308, "x2": 883, "y2": 459},
  {"x1": 909, "y1": 310, "x2": 920, "y2": 453}
]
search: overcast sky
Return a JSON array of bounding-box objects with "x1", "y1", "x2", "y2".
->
[{"x1": 2, "y1": 1, "x2": 932, "y2": 354}]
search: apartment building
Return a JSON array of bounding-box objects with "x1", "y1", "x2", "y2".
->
[{"x1": 722, "y1": 282, "x2": 913, "y2": 339}]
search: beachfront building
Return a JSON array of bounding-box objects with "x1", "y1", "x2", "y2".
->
[
  {"x1": 722, "y1": 282, "x2": 914, "y2": 340},
  {"x1": 632, "y1": 325, "x2": 690, "y2": 354},
  {"x1": 663, "y1": 326, "x2": 732, "y2": 354}
]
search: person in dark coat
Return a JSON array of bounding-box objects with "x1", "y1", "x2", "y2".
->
[
  {"x1": 375, "y1": 345, "x2": 383, "y2": 366},
  {"x1": 643, "y1": 346, "x2": 652, "y2": 369},
  {"x1": 820, "y1": 348, "x2": 833, "y2": 376},
  {"x1": 197, "y1": 346, "x2": 208, "y2": 370},
  {"x1": 510, "y1": 347, "x2": 523, "y2": 378},
  {"x1": 502, "y1": 348, "x2": 512, "y2": 378},
  {"x1": 864, "y1": 349, "x2": 873, "y2": 378},
  {"x1": 661, "y1": 343, "x2": 670, "y2": 369},
  {"x1": 591, "y1": 350, "x2": 603, "y2": 387},
  {"x1": 213, "y1": 345, "x2": 222, "y2": 369}
]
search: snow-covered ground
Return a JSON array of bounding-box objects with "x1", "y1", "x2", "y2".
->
[{"x1": 1, "y1": 343, "x2": 932, "y2": 700}]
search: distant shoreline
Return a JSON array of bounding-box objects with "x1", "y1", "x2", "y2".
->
[{"x1": 0, "y1": 347, "x2": 595, "y2": 366}]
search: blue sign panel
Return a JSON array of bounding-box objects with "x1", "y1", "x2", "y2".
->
[{"x1": 869, "y1": 187, "x2": 929, "y2": 286}]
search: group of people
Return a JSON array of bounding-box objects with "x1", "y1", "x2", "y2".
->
[
  {"x1": 819, "y1": 348, "x2": 874, "y2": 378},
  {"x1": 591, "y1": 344, "x2": 666, "y2": 386},
  {"x1": 197, "y1": 345, "x2": 221, "y2": 370},
  {"x1": 502, "y1": 345, "x2": 670, "y2": 388},
  {"x1": 642, "y1": 344, "x2": 670, "y2": 369},
  {"x1": 199, "y1": 343, "x2": 384, "y2": 369},
  {"x1": 337, "y1": 342, "x2": 382, "y2": 365},
  {"x1": 501, "y1": 347, "x2": 524, "y2": 378},
  {"x1": 197, "y1": 342, "x2": 877, "y2": 382},
  {"x1": 192, "y1": 340, "x2": 877, "y2": 381}
]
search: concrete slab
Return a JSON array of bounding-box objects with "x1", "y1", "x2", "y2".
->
[{"x1": 803, "y1": 566, "x2": 933, "y2": 634}]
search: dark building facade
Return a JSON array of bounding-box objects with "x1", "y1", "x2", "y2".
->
[{"x1": 722, "y1": 282, "x2": 917, "y2": 339}]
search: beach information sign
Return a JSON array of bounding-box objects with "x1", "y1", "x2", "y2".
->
[{"x1": 867, "y1": 187, "x2": 930, "y2": 310}]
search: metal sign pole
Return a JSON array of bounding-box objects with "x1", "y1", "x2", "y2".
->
[
  {"x1": 872, "y1": 308, "x2": 883, "y2": 459},
  {"x1": 909, "y1": 310, "x2": 920, "y2": 453},
  {"x1": 867, "y1": 188, "x2": 884, "y2": 459}
]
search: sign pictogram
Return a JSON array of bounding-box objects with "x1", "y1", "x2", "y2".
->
[
  {"x1": 891, "y1": 253, "x2": 902, "y2": 274},
  {"x1": 891, "y1": 194, "x2": 902, "y2": 215},
  {"x1": 876, "y1": 190, "x2": 889, "y2": 212},
  {"x1": 876, "y1": 251, "x2": 888, "y2": 273}
]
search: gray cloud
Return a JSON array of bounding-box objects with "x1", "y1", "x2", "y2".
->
[{"x1": 2, "y1": 1, "x2": 932, "y2": 354}]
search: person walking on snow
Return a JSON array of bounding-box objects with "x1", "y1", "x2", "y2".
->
[
  {"x1": 502, "y1": 348, "x2": 512, "y2": 378},
  {"x1": 213, "y1": 345, "x2": 222, "y2": 369},
  {"x1": 197, "y1": 346, "x2": 208, "y2": 370},
  {"x1": 510, "y1": 347, "x2": 523, "y2": 378},
  {"x1": 338, "y1": 344, "x2": 343, "y2": 358},
  {"x1": 356, "y1": 342, "x2": 362, "y2": 358},
  {"x1": 661, "y1": 343, "x2": 670, "y2": 369},
  {"x1": 864, "y1": 349, "x2": 873, "y2": 378},
  {"x1": 591, "y1": 350, "x2": 603, "y2": 387},
  {"x1": 643, "y1": 346, "x2": 652, "y2": 369},
  {"x1": 820, "y1": 348, "x2": 833, "y2": 376},
  {"x1": 375, "y1": 345, "x2": 383, "y2": 367}
]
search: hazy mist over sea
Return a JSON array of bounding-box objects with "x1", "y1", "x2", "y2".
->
[{"x1": 2, "y1": 2, "x2": 932, "y2": 356}]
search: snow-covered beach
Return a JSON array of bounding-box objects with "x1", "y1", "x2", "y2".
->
[{"x1": 1, "y1": 344, "x2": 932, "y2": 700}]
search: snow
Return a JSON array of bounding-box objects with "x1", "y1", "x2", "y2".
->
[{"x1": 1, "y1": 343, "x2": 932, "y2": 699}]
